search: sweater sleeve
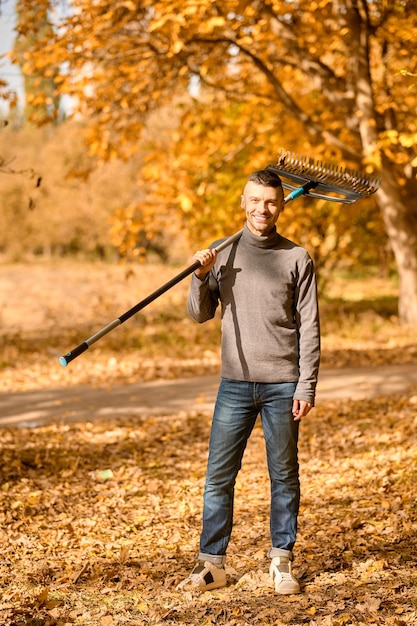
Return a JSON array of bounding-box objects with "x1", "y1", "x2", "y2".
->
[
  {"x1": 293, "y1": 255, "x2": 321, "y2": 405},
  {"x1": 187, "y1": 271, "x2": 220, "y2": 323}
]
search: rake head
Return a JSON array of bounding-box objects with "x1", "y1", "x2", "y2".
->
[{"x1": 268, "y1": 151, "x2": 381, "y2": 204}]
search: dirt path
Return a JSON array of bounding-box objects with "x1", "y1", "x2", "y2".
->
[{"x1": 1, "y1": 363, "x2": 417, "y2": 428}]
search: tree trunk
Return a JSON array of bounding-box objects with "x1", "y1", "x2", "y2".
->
[
  {"x1": 376, "y1": 164, "x2": 417, "y2": 325},
  {"x1": 349, "y1": 1, "x2": 417, "y2": 325}
]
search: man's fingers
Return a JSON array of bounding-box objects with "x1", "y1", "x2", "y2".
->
[
  {"x1": 194, "y1": 249, "x2": 216, "y2": 267},
  {"x1": 292, "y1": 399, "x2": 312, "y2": 420}
]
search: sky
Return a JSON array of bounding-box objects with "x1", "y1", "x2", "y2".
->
[{"x1": 0, "y1": 0, "x2": 24, "y2": 110}]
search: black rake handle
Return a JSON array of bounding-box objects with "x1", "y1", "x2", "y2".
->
[{"x1": 59, "y1": 229, "x2": 243, "y2": 366}]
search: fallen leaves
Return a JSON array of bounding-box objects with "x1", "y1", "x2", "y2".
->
[
  {"x1": 1, "y1": 264, "x2": 417, "y2": 624},
  {"x1": 0, "y1": 393, "x2": 417, "y2": 625}
]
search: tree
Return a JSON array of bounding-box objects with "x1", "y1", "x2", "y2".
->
[
  {"x1": 14, "y1": 0, "x2": 61, "y2": 123},
  {"x1": 11, "y1": 0, "x2": 417, "y2": 323}
]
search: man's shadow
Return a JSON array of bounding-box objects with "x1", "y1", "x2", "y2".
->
[{"x1": 216, "y1": 239, "x2": 248, "y2": 378}]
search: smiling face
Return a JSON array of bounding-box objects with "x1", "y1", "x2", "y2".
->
[{"x1": 241, "y1": 180, "x2": 285, "y2": 236}]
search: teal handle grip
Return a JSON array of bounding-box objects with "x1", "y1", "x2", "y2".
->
[
  {"x1": 286, "y1": 186, "x2": 306, "y2": 202},
  {"x1": 59, "y1": 342, "x2": 89, "y2": 366},
  {"x1": 284, "y1": 181, "x2": 318, "y2": 204}
]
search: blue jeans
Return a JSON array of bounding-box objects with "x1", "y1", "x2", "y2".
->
[{"x1": 199, "y1": 379, "x2": 299, "y2": 563}]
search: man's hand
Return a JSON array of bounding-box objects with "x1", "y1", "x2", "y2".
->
[
  {"x1": 292, "y1": 399, "x2": 312, "y2": 421},
  {"x1": 193, "y1": 248, "x2": 217, "y2": 280}
]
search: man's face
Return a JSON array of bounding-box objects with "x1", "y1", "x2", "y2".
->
[{"x1": 241, "y1": 181, "x2": 284, "y2": 236}]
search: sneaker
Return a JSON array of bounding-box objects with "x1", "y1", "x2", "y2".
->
[
  {"x1": 269, "y1": 555, "x2": 300, "y2": 594},
  {"x1": 176, "y1": 560, "x2": 227, "y2": 592}
]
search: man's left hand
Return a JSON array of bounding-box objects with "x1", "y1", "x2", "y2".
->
[{"x1": 292, "y1": 399, "x2": 312, "y2": 421}]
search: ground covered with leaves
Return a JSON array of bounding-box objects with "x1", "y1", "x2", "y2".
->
[
  {"x1": 1, "y1": 392, "x2": 417, "y2": 626},
  {"x1": 1, "y1": 261, "x2": 417, "y2": 625}
]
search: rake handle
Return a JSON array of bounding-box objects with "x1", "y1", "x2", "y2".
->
[{"x1": 59, "y1": 229, "x2": 243, "y2": 366}]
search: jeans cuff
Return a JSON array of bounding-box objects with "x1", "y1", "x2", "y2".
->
[
  {"x1": 198, "y1": 552, "x2": 226, "y2": 566},
  {"x1": 268, "y1": 547, "x2": 292, "y2": 560}
]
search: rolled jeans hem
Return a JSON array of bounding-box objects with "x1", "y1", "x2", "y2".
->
[
  {"x1": 198, "y1": 552, "x2": 227, "y2": 566},
  {"x1": 268, "y1": 547, "x2": 292, "y2": 560}
]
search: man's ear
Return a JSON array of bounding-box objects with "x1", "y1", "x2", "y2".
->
[{"x1": 240, "y1": 194, "x2": 245, "y2": 208}]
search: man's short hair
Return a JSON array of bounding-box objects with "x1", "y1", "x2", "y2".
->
[{"x1": 248, "y1": 169, "x2": 282, "y2": 188}]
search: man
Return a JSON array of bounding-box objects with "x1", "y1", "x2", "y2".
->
[{"x1": 177, "y1": 168, "x2": 320, "y2": 594}]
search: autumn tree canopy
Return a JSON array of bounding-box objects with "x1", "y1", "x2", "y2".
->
[{"x1": 11, "y1": 0, "x2": 417, "y2": 324}]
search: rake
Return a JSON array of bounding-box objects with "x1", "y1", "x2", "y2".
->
[
  {"x1": 268, "y1": 151, "x2": 381, "y2": 204},
  {"x1": 59, "y1": 151, "x2": 380, "y2": 366}
]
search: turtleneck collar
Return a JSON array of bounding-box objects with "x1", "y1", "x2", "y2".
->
[{"x1": 241, "y1": 222, "x2": 281, "y2": 248}]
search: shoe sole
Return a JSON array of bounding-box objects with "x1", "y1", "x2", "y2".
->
[{"x1": 273, "y1": 583, "x2": 301, "y2": 594}]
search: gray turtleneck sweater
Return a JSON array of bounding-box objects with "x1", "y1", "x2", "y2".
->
[{"x1": 187, "y1": 224, "x2": 320, "y2": 404}]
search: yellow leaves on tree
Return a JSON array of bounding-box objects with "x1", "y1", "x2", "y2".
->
[{"x1": 10, "y1": 0, "x2": 417, "y2": 322}]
